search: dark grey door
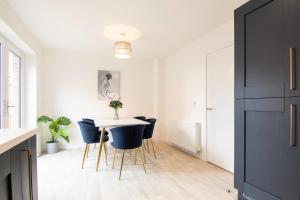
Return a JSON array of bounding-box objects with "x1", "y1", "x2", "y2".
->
[
  {"x1": 235, "y1": 0, "x2": 286, "y2": 99},
  {"x1": 236, "y1": 98, "x2": 300, "y2": 200}
]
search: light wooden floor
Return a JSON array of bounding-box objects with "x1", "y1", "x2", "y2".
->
[{"x1": 37, "y1": 143, "x2": 237, "y2": 200}]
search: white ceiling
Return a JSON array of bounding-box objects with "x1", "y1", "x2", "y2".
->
[{"x1": 5, "y1": 0, "x2": 248, "y2": 59}]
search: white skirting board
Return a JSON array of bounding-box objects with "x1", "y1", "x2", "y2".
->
[{"x1": 168, "y1": 120, "x2": 201, "y2": 154}]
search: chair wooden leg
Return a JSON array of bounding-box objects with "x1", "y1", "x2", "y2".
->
[
  {"x1": 81, "y1": 144, "x2": 88, "y2": 169},
  {"x1": 141, "y1": 147, "x2": 147, "y2": 164},
  {"x1": 112, "y1": 148, "x2": 116, "y2": 169},
  {"x1": 96, "y1": 128, "x2": 105, "y2": 171},
  {"x1": 147, "y1": 139, "x2": 150, "y2": 154},
  {"x1": 119, "y1": 150, "x2": 125, "y2": 180},
  {"x1": 151, "y1": 139, "x2": 157, "y2": 159},
  {"x1": 143, "y1": 140, "x2": 146, "y2": 151},
  {"x1": 131, "y1": 149, "x2": 134, "y2": 164},
  {"x1": 138, "y1": 148, "x2": 147, "y2": 174},
  {"x1": 104, "y1": 143, "x2": 108, "y2": 166},
  {"x1": 86, "y1": 144, "x2": 90, "y2": 158},
  {"x1": 134, "y1": 149, "x2": 137, "y2": 165}
]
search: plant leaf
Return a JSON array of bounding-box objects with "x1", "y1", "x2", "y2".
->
[
  {"x1": 57, "y1": 116, "x2": 71, "y2": 126},
  {"x1": 58, "y1": 128, "x2": 70, "y2": 143},
  {"x1": 50, "y1": 128, "x2": 59, "y2": 142},
  {"x1": 49, "y1": 120, "x2": 59, "y2": 132},
  {"x1": 109, "y1": 100, "x2": 123, "y2": 109},
  {"x1": 37, "y1": 115, "x2": 53, "y2": 123}
]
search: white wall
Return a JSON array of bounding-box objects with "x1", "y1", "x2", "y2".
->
[
  {"x1": 153, "y1": 59, "x2": 166, "y2": 141},
  {"x1": 163, "y1": 19, "x2": 235, "y2": 160},
  {"x1": 41, "y1": 50, "x2": 156, "y2": 149}
]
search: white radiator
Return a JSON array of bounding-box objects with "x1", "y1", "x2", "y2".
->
[{"x1": 169, "y1": 120, "x2": 201, "y2": 154}]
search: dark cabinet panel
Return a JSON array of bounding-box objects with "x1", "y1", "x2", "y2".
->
[
  {"x1": 10, "y1": 144, "x2": 23, "y2": 200},
  {"x1": 235, "y1": 0, "x2": 287, "y2": 99},
  {"x1": 20, "y1": 136, "x2": 38, "y2": 200},
  {"x1": 0, "y1": 135, "x2": 38, "y2": 200},
  {"x1": 235, "y1": 98, "x2": 285, "y2": 199},
  {"x1": 19, "y1": 141, "x2": 33, "y2": 200},
  {"x1": 0, "y1": 175, "x2": 11, "y2": 200},
  {"x1": 17, "y1": 136, "x2": 38, "y2": 200},
  {"x1": 244, "y1": 100, "x2": 285, "y2": 199},
  {"x1": 281, "y1": 98, "x2": 300, "y2": 200},
  {"x1": 244, "y1": 0, "x2": 285, "y2": 98},
  {"x1": 234, "y1": 99, "x2": 244, "y2": 192},
  {"x1": 0, "y1": 151, "x2": 10, "y2": 182},
  {"x1": 284, "y1": 0, "x2": 300, "y2": 97},
  {"x1": 29, "y1": 137, "x2": 38, "y2": 200},
  {"x1": 0, "y1": 152, "x2": 11, "y2": 200},
  {"x1": 235, "y1": 98, "x2": 300, "y2": 200}
]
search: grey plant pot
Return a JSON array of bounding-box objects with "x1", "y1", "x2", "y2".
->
[{"x1": 46, "y1": 141, "x2": 59, "y2": 154}]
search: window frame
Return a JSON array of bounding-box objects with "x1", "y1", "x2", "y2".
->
[{"x1": 0, "y1": 33, "x2": 25, "y2": 128}]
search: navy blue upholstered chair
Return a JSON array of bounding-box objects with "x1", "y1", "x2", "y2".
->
[
  {"x1": 82, "y1": 118, "x2": 95, "y2": 126},
  {"x1": 82, "y1": 118, "x2": 109, "y2": 135},
  {"x1": 143, "y1": 118, "x2": 157, "y2": 159},
  {"x1": 134, "y1": 116, "x2": 146, "y2": 121},
  {"x1": 110, "y1": 125, "x2": 146, "y2": 180},
  {"x1": 78, "y1": 121, "x2": 109, "y2": 169}
]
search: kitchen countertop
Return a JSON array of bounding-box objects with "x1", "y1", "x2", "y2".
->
[{"x1": 0, "y1": 128, "x2": 37, "y2": 155}]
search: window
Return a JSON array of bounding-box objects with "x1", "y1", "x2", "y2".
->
[
  {"x1": 0, "y1": 34, "x2": 24, "y2": 128},
  {"x1": 8, "y1": 51, "x2": 22, "y2": 128}
]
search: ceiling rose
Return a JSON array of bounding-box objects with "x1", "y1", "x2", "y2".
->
[{"x1": 104, "y1": 24, "x2": 141, "y2": 42}]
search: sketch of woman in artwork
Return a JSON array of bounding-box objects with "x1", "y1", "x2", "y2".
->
[
  {"x1": 98, "y1": 70, "x2": 120, "y2": 100},
  {"x1": 101, "y1": 73, "x2": 112, "y2": 98}
]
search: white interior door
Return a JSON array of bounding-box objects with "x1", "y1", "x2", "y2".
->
[{"x1": 206, "y1": 45, "x2": 234, "y2": 172}]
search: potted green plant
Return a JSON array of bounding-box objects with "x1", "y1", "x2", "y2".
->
[
  {"x1": 109, "y1": 99, "x2": 123, "y2": 120},
  {"x1": 37, "y1": 115, "x2": 71, "y2": 154}
]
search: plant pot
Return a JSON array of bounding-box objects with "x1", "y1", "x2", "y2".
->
[{"x1": 46, "y1": 141, "x2": 59, "y2": 154}]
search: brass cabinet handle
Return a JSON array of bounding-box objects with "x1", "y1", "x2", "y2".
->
[
  {"x1": 290, "y1": 48, "x2": 296, "y2": 90},
  {"x1": 21, "y1": 149, "x2": 33, "y2": 200},
  {"x1": 290, "y1": 104, "x2": 296, "y2": 147}
]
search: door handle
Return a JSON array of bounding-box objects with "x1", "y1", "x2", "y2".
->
[
  {"x1": 206, "y1": 108, "x2": 214, "y2": 111},
  {"x1": 290, "y1": 48, "x2": 296, "y2": 90},
  {"x1": 290, "y1": 104, "x2": 296, "y2": 147},
  {"x1": 2, "y1": 100, "x2": 8, "y2": 117},
  {"x1": 21, "y1": 149, "x2": 33, "y2": 200}
]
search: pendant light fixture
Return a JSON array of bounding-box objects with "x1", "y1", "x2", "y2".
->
[
  {"x1": 114, "y1": 41, "x2": 132, "y2": 59},
  {"x1": 104, "y1": 25, "x2": 141, "y2": 59}
]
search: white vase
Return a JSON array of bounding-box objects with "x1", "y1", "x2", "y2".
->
[{"x1": 114, "y1": 109, "x2": 119, "y2": 120}]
